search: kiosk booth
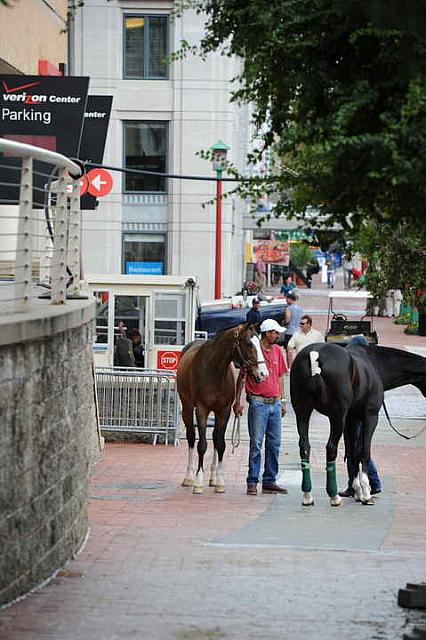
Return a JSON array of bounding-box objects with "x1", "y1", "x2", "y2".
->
[{"x1": 88, "y1": 274, "x2": 197, "y2": 370}]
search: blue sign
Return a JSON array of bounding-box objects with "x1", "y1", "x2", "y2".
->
[{"x1": 126, "y1": 261, "x2": 163, "y2": 275}]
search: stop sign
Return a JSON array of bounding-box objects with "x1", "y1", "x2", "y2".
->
[{"x1": 157, "y1": 350, "x2": 180, "y2": 370}]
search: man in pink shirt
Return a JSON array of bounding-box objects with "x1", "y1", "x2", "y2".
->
[{"x1": 233, "y1": 318, "x2": 289, "y2": 495}]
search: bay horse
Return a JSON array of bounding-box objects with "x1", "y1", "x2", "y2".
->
[
  {"x1": 290, "y1": 343, "x2": 426, "y2": 506},
  {"x1": 177, "y1": 322, "x2": 268, "y2": 494}
]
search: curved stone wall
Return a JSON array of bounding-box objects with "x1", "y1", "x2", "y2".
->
[{"x1": 0, "y1": 300, "x2": 96, "y2": 606}]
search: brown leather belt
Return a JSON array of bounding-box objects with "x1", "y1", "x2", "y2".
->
[{"x1": 247, "y1": 394, "x2": 279, "y2": 404}]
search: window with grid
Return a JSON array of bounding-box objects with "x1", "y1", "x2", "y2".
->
[
  {"x1": 124, "y1": 122, "x2": 168, "y2": 192},
  {"x1": 124, "y1": 15, "x2": 169, "y2": 79}
]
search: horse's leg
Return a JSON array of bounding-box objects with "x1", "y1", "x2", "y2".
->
[
  {"x1": 326, "y1": 415, "x2": 345, "y2": 507},
  {"x1": 193, "y1": 405, "x2": 208, "y2": 494},
  {"x1": 356, "y1": 411, "x2": 379, "y2": 505},
  {"x1": 209, "y1": 448, "x2": 218, "y2": 487},
  {"x1": 297, "y1": 406, "x2": 314, "y2": 506},
  {"x1": 342, "y1": 417, "x2": 359, "y2": 498},
  {"x1": 212, "y1": 408, "x2": 231, "y2": 493},
  {"x1": 181, "y1": 404, "x2": 196, "y2": 487}
]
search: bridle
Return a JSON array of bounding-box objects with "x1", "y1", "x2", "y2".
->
[{"x1": 233, "y1": 328, "x2": 265, "y2": 374}]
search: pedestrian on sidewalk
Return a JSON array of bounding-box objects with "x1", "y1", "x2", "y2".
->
[
  {"x1": 287, "y1": 315, "x2": 323, "y2": 367},
  {"x1": 233, "y1": 318, "x2": 289, "y2": 496},
  {"x1": 326, "y1": 255, "x2": 336, "y2": 288},
  {"x1": 255, "y1": 256, "x2": 267, "y2": 292},
  {"x1": 342, "y1": 254, "x2": 354, "y2": 289}
]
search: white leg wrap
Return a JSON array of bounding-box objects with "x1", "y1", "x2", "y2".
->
[
  {"x1": 215, "y1": 460, "x2": 225, "y2": 493},
  {"x1": 359, "y1": 470, "x2": 371, "y2": 503},
  {"x1": 192, "y1": 469, "x2": 204, "y2": 494},
  {"x1": 209, "y1": 450, "x2": 218, "y2": 486},
  {"x1": 182, "y1": 446, "x2": 195, "y2": 486}
]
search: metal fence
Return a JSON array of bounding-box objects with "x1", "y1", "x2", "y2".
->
[
  {"x1": 95, "y1": 367, "x2": 181, "y2": 445},
  {"x1": 0, "y1": 138, "x2": 83, "y2": 313}
]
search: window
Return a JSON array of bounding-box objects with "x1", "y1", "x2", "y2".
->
[
  {"x1": 123, "y1": 233, "x2": 166, "y2": 274},
  {"x1": 124, "y1": 15, "x2": 168, "y2": 79},
  {"x1": 124, "y1": 122, "x2": 167, "y2": 192},
  {"x1": 154, "y1": 293, "x2": 186, "y2": 346}
]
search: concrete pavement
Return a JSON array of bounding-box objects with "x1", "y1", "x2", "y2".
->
[{"x1": 1, "y1": 273, "x2": 425, "y2": 639}]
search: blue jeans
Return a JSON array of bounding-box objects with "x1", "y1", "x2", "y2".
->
[{"x1": 247, "y1": 398, "x2": 281, "y2": 485}]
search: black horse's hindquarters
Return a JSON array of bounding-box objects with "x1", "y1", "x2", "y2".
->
[{"x1": 290, "y1": 343, "x2": 384, "y2": 465}]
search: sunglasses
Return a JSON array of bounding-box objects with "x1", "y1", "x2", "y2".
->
[{"x1": 299, "y1": 321, "x2": 308, "y2": 326}]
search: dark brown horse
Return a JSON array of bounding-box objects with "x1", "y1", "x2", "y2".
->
[
  {"x1": 177, "y1": 323, "x2": 268, "y2": 494},
  {"x1": 290, "y1": 343, "x2": 426, "y2": 506}
]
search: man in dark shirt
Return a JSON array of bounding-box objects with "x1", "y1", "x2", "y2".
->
[{"x1": 246, "y1": 297, "x2": 262, "y2": 323}]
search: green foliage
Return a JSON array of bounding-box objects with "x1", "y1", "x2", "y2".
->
[
  {"x1": 178, "y1": 0, "x2": 426, "y2": 234},
  {"x1": 175, "y1": 1, "x2": 426, "y2": 304},
  {"x1": 351, "y1": 220, "x2": 426, "y2": 310},
  {"x1": 289, "y1": 242, "x2": 311, "y2": 270}
]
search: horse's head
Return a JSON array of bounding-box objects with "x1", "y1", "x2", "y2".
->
[{"x1": 233, "y1": 323, "x2": 269, "y2": 382}]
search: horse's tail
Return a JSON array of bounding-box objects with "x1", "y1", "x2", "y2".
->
[{"x1": 310, "y1": 350, "x2": 322, "y2": 376}]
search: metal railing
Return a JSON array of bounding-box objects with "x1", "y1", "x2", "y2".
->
[
  {"x1": 0, "y1": 138, "x2": 83, "y2": 313},
  {"x1": 95, "y1": 367, "x2": 180, "y2": 445}
]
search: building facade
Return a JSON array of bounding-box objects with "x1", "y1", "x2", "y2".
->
[
  {"x1": 71, "y1": 0, "x2": 251, "y2": 300},
  {"x1": 0, "y1": 0, "x2": 67, "y2": 75}
]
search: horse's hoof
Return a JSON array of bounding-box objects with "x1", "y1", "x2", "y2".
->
[
  {"x1": 330, "y1": 495, "x2": 342, "y2": 507},
  {"x1": 181, "y1": 478, "x2": 193, "y2": 487},
  {"x1": 214, "y1": 485, "x2": 225, "y2": 493},
  {"x1": 361, "y1": 498, "x2": 375, "y2": 506},
  {"x1": 192, "y1": 485, "x2": 203, "y2": 494},
  {"x1": 209, "y1": 479, "x2": 217, "y2": 487},
  {"x1": 302, "y1": 493, "x2": 314, "y2": 506}
]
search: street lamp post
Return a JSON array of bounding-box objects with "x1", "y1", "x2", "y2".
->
[{"x1": 210, "y1": 140, "x2": 229, "y2": 299}]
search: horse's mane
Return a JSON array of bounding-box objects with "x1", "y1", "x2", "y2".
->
[
  {"x1": 367, "y1": 344, "x2": 426, "y2": 362},
  {"x1": 210, "y1": 322, "x2": 249, "y2": 341}
]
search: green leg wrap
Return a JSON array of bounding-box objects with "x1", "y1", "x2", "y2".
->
[
  {"x1": 326, "y1": 461, "x2": 338, "y2": 497},
  {"x1": 301, "y1": 459, "x2": 312, "y2": 493}
]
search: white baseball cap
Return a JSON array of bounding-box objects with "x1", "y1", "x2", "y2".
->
[{"x1": 259, "y1": 319, "x2": 286, "y2": 333}]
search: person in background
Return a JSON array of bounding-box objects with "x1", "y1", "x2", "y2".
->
[
  {"x1": 255, "y1": 256, "x2": 267, "y2": 292},
  {"x1": 326, "y1": 255, "x2": 336, "y2": 289},
  {"x1": 114, "y1": 321, "x2": 136, "y2": 367},
  {"x1": 246, "y1": 297, "x2": 262, "y2": 324},
  {"x1": 286, "y1": 315, "x2": 323, "y2": 367},
  {"x1": 342, "y1": 255, "x2": 354, "y2": 289},
  {"x1": 233, "y1": 319, "x2": 289, "y2": 496},
  {"x1": 385, "y1": 289, "x2": 403, "y2": 318},
  {"x1": 280, "y1": 275, "x2": 296, "y2": 297},
  {"x1": 128, "y1": 328, "x2": 145, "y2": 368},
  {"x1": 282, "y1": 291, "x2": 303, "y2": 358}
]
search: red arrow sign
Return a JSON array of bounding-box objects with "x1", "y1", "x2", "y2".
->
[{"x1": 86, "y1": 168, "x2": 113, "y2": 197}]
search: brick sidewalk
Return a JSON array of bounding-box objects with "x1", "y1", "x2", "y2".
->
[{"x1": 0, "y1": 277, "x2": 425, "y2": 640}]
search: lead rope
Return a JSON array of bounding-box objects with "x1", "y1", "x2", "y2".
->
[
  {"x1": 231, "y1": 415, "x2": 241, "y2": 453},
  {"x1": 370, "y1": 350, "x2": 426, "y2": 440},
  {"x1": 382, "y1": 400, "x2": 426, "y2": 440}
]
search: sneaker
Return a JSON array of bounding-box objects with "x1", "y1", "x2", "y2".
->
[
  {"x1": 370, "y1": 488, "x2": 382, "y2": 495},
  {"x1": 246, "y1": 484, "x2": 257, "y2": 495},
  {"x1": 262, "y1": 483, "x2": 288, "y2": 494}
]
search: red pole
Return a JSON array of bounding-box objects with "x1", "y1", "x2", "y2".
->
[{"x1": 214, "y1": 172, "x2": 222, "y2": 299}]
